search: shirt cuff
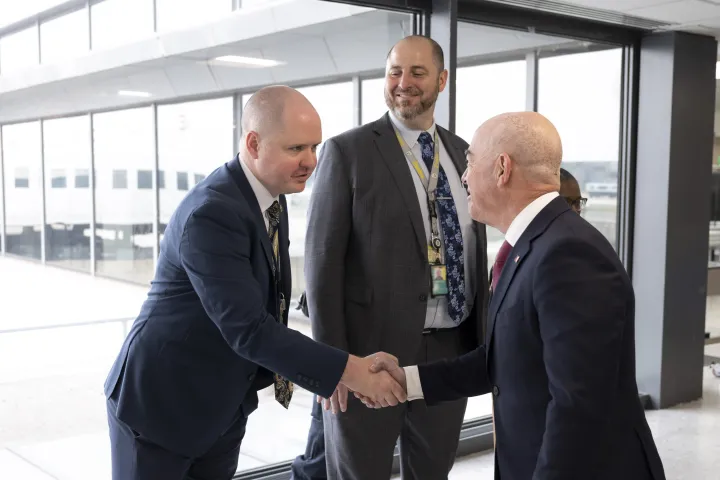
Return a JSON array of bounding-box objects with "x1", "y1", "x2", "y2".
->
[{"x1": 403, "y1": 365, "x2": 424, "y2": 401}]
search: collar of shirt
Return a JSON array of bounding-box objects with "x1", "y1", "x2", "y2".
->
[
  {"x1": 237, "y1": 156, "x2": 278, "y2": 214},
  {"x1": 505, "y1": 191, "x2": 559, "y2": 246},
  {"x1": 388, "y1": 110, "x2": 437, "y2": 148}
]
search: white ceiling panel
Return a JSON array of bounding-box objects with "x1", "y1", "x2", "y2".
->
[
  {"x1": 628, "y1": 0, "x2": 720, "y2": 23},
  {"x1": 554, "y1": 0, "x2": 685, "y2": 12}
]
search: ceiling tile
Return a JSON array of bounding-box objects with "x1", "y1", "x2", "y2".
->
[
  {"x1": 627, "y1": 0, "x2": 720, "y2": 23},
  {"x1": 558, "y1": 0, "x2": 683, "y2": 12}
]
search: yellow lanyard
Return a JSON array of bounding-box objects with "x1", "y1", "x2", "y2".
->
[{"x1": 393, "y1": 126, "x2": 444, "y2": 264}]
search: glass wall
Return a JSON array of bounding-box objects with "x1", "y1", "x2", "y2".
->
[
  {"x1": 93, "y1": 107, "x2": 156, "y2": 284},
  {"x1": 155, "y1": 0, "x2": 232, "y2": 33},
  {"x1": 361, "y1": 77, "x2": 389, "y2": 124},
  {"x1": 158, "y1": 97, "x2": 234, "y2": 238},
  {"x1": 2, "y1": 122, "x2": 43, "y2": 259},
  {"x1": 538, "y1": 48, "x2": 622, "y2": 250},
  {"x1": 91, "y1": 0, "x2": 155, "y2": 51},
  {"x1": 455, "y1": 57, "x2": 527, "y2": 269},
  {"x1": 44, "y1": 115, "x2": 92, "y2": 272},
  {"x1": 40, "y1": 8, "x2": 89, "y2": 64},
  {"x1": 0, "y1": 26, "x2": 39, "y2": 75}
]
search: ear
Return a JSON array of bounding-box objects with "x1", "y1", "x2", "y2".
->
[
  {"x1": 496, "y1": 153, "x2": 512, "y2": 187},
  {"x1": 438, "y1": 69, "x2": 449, "y2": 93},
  {"x1": 245, "y1": 131, "x2": 260, "y2": 159}
]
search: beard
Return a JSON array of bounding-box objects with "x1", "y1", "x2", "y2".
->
[{"x1": 384, "y1": 83, "x2": 440, "y2": 121}]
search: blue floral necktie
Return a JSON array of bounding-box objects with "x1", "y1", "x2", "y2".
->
[{"x1": 417, "y1": 132, "x2": 467, "y2": 324}]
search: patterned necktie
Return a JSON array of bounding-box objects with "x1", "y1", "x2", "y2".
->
[
  {"x1": 417, "y1": 132, "x2": 467, "y2": 324},
  {"x1": 265, "y1": 201, "x2": 293, "y2": 408},
  {"x1": 492, "y1": 240, "x2": 512, "y2": 291}
]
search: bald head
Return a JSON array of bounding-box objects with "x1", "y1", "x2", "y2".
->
[
  {"x1": 239, "y1": 85, "x2": 321, "y2": 197},
  {"x1": 241, "y1": 85, "x2": 316, "y2": 137},
  {"x1": 387, "y1": 35, "x2": 444, "y2": 72},
  {"x1": 463, "y1": 112, "x2": 563, "y2": 230},
  {"x1": 474, "y1": 112, "x2": 562, "y2": 186}
]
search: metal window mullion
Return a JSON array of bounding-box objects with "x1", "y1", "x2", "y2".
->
[
  {"x1": 87, "y1": 0, "x2": 93, "y2": 50},
  {"x1": 40, "y1": 120, "x2": 47, "y2": 263},
  {"x1": 152, "y1": 104, "x2": 160, "y2": 267},
  {"x1": 616, "y1": 43, "x2": 640, "y2": 275},
  {"x1": 0, "y1": 126, "x2": 5, "y2": 254},
  {"x1": 352, "y1": 76, "x2": 361, "y2": 127},
  {"x1": 36, "y1": 18, "x2": 42, "y2": 64},
  {"x1": 89, "y1": 113, "x2": 96, "y2": 275},
  {"x1": 233, "y1": 93, "x2": 241, "y2": 155},
  {"x1": 525, "y1": 50, "x2": 538, "y2": 112}
]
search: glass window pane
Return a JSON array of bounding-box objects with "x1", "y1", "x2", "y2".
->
[
  {"x1": 361, "y1": 77, "x2": 388, "y2": 125},
  {"x1": 44, "y1": 115, "x2": 92, "y2": 272},
  {"x1": 155, "y1": 0, "x2": 231, "y2": 33},
  {"x1": 91, "y1": 0, "x2": 154, "y2": 51},
  {"x1": 0, "y1": 0, "x2": 68, "y2": 29},
  {"x1": 158, "y1": 98, "x2": 233, "y2": 240},
  {"x1": 94, "y1": 107, "x2": 155, "y2": 284},
  {"x1": 40, "y1": 8, "x2": 89, "y2": 64},
  {"x1": 0, "y1": 26, "x2": 39, "y2": 75},
  {"x1": 538, "y1": 49, "x2": 622, "y2": 250},
  {"x1": 2, "y1": 122, "x2": 42, "y2": 259}
]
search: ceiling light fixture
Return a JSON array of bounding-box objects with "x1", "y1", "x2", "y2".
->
[
  {"x1": 213, "y1": 55, "x2": 284, "y2": 67},
  {"x1": 118, "y1": 90, "x2": 152, "y2": 98}
]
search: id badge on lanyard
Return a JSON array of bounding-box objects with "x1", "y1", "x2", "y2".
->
[{"x1": 393, "y1": 126, "x2": 448, "y2": 297}]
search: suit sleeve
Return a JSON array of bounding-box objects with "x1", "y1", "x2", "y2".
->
[
  {"x1": 304, "y1": 138, "x2": 352, "y2": 350},
  {"x1": 532, "y1": 239, "x2": 627, "y2": 479},
  {"x1": 417, "y1": 345, "x2": 492, "y2": 405},
  {"x1": 179, "y1": 201, "x2": 348, "y2": 399}
]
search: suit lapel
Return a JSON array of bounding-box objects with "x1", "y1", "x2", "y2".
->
[
  {"x1": 226, "y1": 157, "x2": 274, "y2": 272},
  {"x1": 485, "y1": 242, "x2": 529, "y2": 351},
  {"x1": 372, "y1": 114, "x2": 427, "y2": 258},
  {"x1": 485, "y1": 197, "x2": 571, "y2": 356},
  {"x1": 437, "y1": 127, "x2": 467, "y2": 177}
]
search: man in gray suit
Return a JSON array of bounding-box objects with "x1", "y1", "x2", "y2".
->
[{"x1": 304, "y1": 35, "x2": 489, "y2": 479}]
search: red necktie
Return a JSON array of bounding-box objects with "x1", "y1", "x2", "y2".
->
[{"x1": 492, "y1": 240, "x2": 512, "y2": 291}]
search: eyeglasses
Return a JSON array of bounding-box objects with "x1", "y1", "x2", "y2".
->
[{"x1": 563, "y1": 196, "x2": 587, "y2": 212}]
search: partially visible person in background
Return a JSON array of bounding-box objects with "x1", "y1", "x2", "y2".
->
[{"x1": 560, "y1": 168, "x2": 586, "y2": 214}]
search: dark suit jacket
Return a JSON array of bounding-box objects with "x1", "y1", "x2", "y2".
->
[
  {"x1": 418, "y1": 197, "x2": 666, "y2": 480},
  {"x1": 305, "y1": 113, "x2": 489, "y2": 367},
  {"x1": 104, "y1": 157, "x2": 348, "y2": 458}
]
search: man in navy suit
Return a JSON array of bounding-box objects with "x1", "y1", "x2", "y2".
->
[
  {"x1": 366, "y1": 112, "x2": 666, "y2": 479},
  {"x1": 104, "y1": 85, "x2": 406, "y2": 480}
]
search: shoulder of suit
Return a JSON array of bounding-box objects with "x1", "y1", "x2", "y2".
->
[{"x1": 437, "y1": 125, "x2": 470, "y2": 150}]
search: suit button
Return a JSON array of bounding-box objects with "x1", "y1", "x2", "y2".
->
[
  {"x1": 492, "y1": 385, "x2": 500, "y2": 397},
  {"x1": 247, "y1": 373, "x2": 255, "y2": 381},
  {"x1": 419, "y1": 294, "x2": 427, "y2": 301}
]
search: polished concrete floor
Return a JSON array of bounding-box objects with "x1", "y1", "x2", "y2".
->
[{"x1": 2, "y1": 254, "x2": 719, "y2": 479}]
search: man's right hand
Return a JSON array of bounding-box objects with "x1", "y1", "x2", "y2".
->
[
  {"x1": 337, "y1": 353, "x2": 407, "y2": 408},
  {"x1": 355, "y1": 353, "x2": 408, "y2": 408}
]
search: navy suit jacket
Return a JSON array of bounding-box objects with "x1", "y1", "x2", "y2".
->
[
  {"x1": 104, "y1": 157, "x2": 348, "y2": 458},
  {"x1": 418, "y1": 197, "x2": 666, "y2": 480}
]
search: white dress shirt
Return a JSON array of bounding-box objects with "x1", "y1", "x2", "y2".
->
[
  {"x1": 403, "y1": 191, "x2": 560, "y2": 400},
  {"x1": 388, "y1": 112, "x2": 476, "y2": 329},
  {"x1": 238, "y1": 155, "x2": 278, "y2": 229}
]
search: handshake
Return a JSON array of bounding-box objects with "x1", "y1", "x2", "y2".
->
[{"x1": 319, "y1": 352, "x2": 408, "y2": 413}]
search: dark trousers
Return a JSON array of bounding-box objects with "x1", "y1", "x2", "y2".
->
[
  {"x1": 290, "y1": 397, "x2": 328, "y2": 480},
  {"x1": 107, "y1": 397, "x2": 252, "y2": 480}
]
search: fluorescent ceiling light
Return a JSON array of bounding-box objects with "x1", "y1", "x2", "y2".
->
[
  {"x1": 118, "y1": 90, "x2": 151, "y2": 98},
  {"x1": 213, "y1": 55, "x2": 284, "y2": 67}
]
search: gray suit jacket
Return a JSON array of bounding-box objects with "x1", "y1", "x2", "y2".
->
[{"x1": 305, "y1": 113, "x2": 489, "y2": 366}]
